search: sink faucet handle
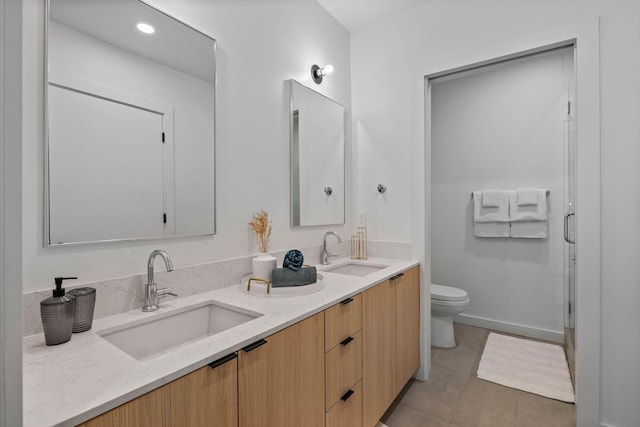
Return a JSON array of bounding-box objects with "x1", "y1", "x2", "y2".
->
[{"x1": 156, "y1": 287, "x2": 177, "y2": 299}]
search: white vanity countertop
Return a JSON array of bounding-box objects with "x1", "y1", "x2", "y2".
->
[{"x1": 23, "y1": 257, "x2": 419, "y2": 427}]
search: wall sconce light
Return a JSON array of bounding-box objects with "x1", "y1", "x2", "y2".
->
[{"x1": 311, "y1": 64, "x2": 334, "y2": 84}]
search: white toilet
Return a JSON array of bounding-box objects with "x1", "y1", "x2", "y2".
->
[{"x1": 430, "y1": 284, "x2": 470, "y2": 348}]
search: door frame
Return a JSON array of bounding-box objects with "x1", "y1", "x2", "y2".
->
[
  {"x1": 0, "y1": 0, "x2": 23, "y2": 426},
  {"x1": 411, "y1": 20, "x2": 601, "y2": 426}
]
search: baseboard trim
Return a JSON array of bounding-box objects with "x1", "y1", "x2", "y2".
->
[{"x1": 455, "y1": 313, "x2": 564, "y2": 343}]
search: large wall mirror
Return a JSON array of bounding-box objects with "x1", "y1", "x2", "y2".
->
[
  {"x1": 289, "y1": 80, "x2": 345, "y2": 227},
  {"x1": 46, "y1": 0, "x2": 216, "y2": 245}
]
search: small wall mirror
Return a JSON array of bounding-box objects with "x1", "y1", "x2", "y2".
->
[
  {"x1": 289, "y1": 80, "x2": 345, "y2": 227},
  {"x1": 46, "y1": 0, "x2": 216, "y2": 245}
]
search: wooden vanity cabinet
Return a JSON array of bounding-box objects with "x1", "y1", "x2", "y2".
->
[
  {"x1": 238, "y1": 312, "x2": 325, "y2": 427},
  {"x1": 77, "y1": 354, "x2": 238, "y2": 427},
  {"x1": 362, "y1": 266, "x2": 420, "y2": 427},
  {"x1": 77, "y1": 266, "x2": 419, "y2": 427}
]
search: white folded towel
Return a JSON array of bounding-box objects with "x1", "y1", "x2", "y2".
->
[
  {"x1": 511, "y1": 221, "x2": 548, "y2": 238},
  {"x1": 509, "y1": 190, "x2": 548, "y2": 221},
  {"x1": 482, "y1": 190, "x2": 503, "y2": 207},
  {"x1": 474, "y1": 222, "x2": 511, "y2": 238},
  {"x1": 474, "y1": 191, "x2": 509, "y2": 223},
  {"x1": 517, "y1": 188, "x2": 539, "y2": 206}
]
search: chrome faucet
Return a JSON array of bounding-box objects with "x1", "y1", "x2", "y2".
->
[
  {"x1": 321, "y1": 231, "x2": 342, "y2": 265},
  {"x1": 142, "y1": 249, "x2": 177, "y2": 312}
]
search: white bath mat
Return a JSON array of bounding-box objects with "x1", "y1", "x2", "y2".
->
[{"x1": 477, "y1": 333, "x2": 575, "y2": 402}]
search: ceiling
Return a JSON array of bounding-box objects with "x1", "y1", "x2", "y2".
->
[{"x1": 316, "y1": 0, "x2": 430, "y2": 31}]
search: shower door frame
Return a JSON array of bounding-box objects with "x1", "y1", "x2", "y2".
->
[{"x1": 412, "y1": 20, "x2": 601, "y2": 427}]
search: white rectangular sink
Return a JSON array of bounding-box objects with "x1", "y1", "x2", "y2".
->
[
  {"x1": 98, "y1": 302, "x2": 262, "y2": 361},
  {"x1": 323, "y1": 262, "x2": 388, "y2": 277}
]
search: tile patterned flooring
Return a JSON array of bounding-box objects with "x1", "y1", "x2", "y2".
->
[{"x1": 381, "y1": 323, "x2": 576, "y2": 427}]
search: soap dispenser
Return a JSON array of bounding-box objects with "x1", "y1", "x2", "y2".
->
[{"x1": 40, "y1": 276, "x2": 77, "y2": 345}]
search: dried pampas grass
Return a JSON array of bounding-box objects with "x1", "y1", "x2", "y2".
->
[{"x1": 249, "y1": 210, "x2": 272, "y2": 253}]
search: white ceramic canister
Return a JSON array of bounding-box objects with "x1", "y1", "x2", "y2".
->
[{"x1": 252, "y1": 252, "x2": 277, "y2": 281}]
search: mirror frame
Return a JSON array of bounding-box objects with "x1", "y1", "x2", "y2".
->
[
  {"x1": 44, "y1": 0, "x2": 217, "y2": 246},
  {"x1": 289, "y1": 79, "x2": 346, "y2": 228}
]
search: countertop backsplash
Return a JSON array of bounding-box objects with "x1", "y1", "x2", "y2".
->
[{"x1": 22, "y1": 240, "x2": 410, "y2": 336}]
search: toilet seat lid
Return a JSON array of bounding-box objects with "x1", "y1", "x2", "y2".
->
[{"x1": 431, "y1": 284, "x2": 468, "y2": 302}]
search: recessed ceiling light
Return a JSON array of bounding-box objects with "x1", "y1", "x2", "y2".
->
[{"x1": 136, "y1": 22, "x2": 155, "y2": 34}]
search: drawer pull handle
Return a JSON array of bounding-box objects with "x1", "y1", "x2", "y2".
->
[
  {"x1": 341, "y1": 389, "x2": 354, "y2": 401},
  {"x1": 390, "y1": 272, "x2": 405, "y2": 281},
  {"x1": 340, "y1": 297, "x2": 354, "y2": 305},
  {"x1": 242, "y1": 339, "x2": 267, "y2": 353},
  {"x1": 340, "y1": 336, "x2": 354, "y2": 346},
  {"x1": 208, "y1": 353, "x2": 237, "y2": 369}
]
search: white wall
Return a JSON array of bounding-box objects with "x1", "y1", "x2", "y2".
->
[
  {"x1": 431, "y1": 50, "x2": 569, "y2": 340},
  {"x1": 22, "y1": 0, "x2": 351, "y2": 292},
  {"x1": 351, "y1": 0, "x2": 640, "y2": 425}
]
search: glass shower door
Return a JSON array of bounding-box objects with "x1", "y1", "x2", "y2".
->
[{"x1": 563, "y1": 96, "x2": 576, "y2": 384}]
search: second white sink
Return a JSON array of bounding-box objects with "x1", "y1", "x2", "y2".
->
[
  {"x1": 98, "y1": 301, "x2": 262, "y2": 361},
  {"x1": 323, "y1": 262, "x2": 388, "y2": 276}
]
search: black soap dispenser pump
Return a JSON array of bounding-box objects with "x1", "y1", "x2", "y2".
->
[{"x1": 40, "y1": 276, "x2": 78, "y2": 345}]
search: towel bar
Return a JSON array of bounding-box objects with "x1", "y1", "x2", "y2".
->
[{"x1": 471, "y1": 190, "x2": 550, "y2": 198}]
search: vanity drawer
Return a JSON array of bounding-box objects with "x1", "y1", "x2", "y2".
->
[
  {"x1": 326, "y1": 380, "x2": 363, "y2": 427},
  {"x1": 325, "y1": 293, "x2": 361, "y2": 350},
  {"x1": 325, "y1": 330, "x2": 362, "y2": 410}
]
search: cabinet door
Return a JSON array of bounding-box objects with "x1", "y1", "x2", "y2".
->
[
  {"x1": 78, "y1": 386, "x2": 169, "y2": 427},
  {"x1": 166, "y1": 356, "x2": 238, "y2": 426},
  {"x1": 394, "y1": 266, "x2": 421, "y2": 393},
  {"x1": 362, "y1": 280, "x2": 397, "y2": 427},
  {"x1": 78, "y1": 356, "x2": 237, "y2": 427},
  {"x1": 202, "y1": 356, "x2": 238, "y2": 427},
  {"x1": 238, "y1": 312, "x2": 325, "y2": 427}
]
